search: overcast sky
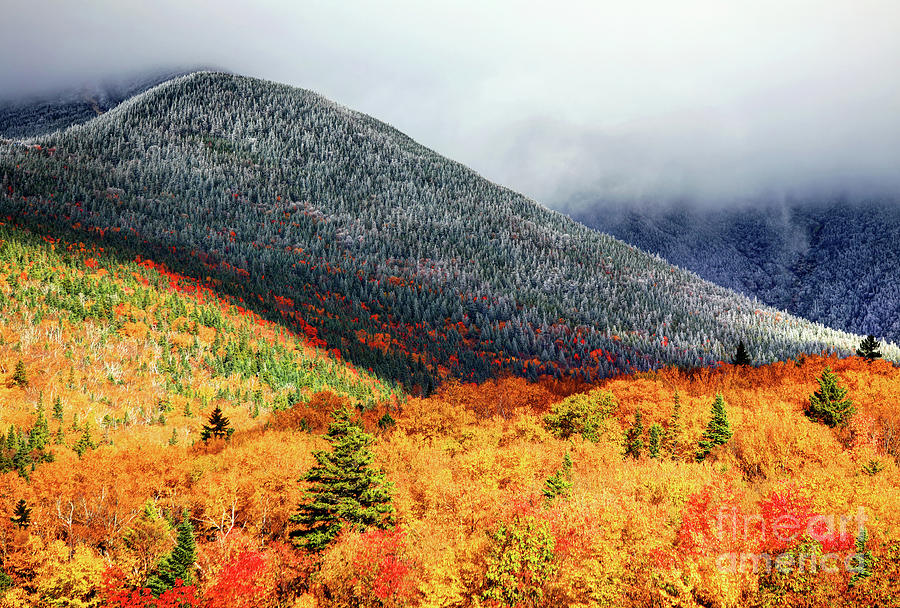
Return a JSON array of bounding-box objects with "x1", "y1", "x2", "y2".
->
[{"x1": 2, "y1": 0, "x2": 899, "y2": 206}]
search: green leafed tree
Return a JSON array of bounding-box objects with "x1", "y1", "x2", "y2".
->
[
  {"x1": 483, "y1": 515, "x2": 558, "y2": 608},
  {"x1": 543, "y1": 452, "x2": 573, "y2": 501},
  {"x1": 290, "y1": 406, "x2": 394, "y2": 552},
  {"x1": 857, "y1": 335, "x2": 883, "y2": 363},
  {"x1": 199, "y1": 405, "x2": 233, "y2": 441},
  {"x1": 623, "y1": 409, "x2": 644, "y2": 460},
  {"x1": 146, "y1": 511, "x2": 196, "y2": 596},
  {"x1": 544, "y1": 389, "x2": 616, "y2": 443},
  {"x1": 805, "y1": 367, "x2": 855, "y2": 428},
  {"x1": 696, "y1": 393, "x2": 733, "y2": 462}
]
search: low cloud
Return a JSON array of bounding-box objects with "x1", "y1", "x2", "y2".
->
[{"x1": 2, "y1": 0, "x2": 898, "y2": 208}]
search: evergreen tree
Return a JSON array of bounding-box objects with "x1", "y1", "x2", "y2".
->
[
  {"x1": 849, "y1": 526, "x2": 875, "y2": 586},
  {"x1": 29, "y1": 402, "x2": 50, "y2": 452},
  {"x1": 52, "y1": 395, "x2": 64, "y2": 421},
  {"x1": 648, "y1": 423, "x2": 662, "y2": 458},
  {"x1": 146, "y1": 511, "x2": 196, "y2": 596},
  {"x1": 805, "y1": 367, "x2": 855, "y2": 428},
  {"x1": 696, "y1": 393, "x2": 733, "y2": 462},
  {"x1": 666, "y1": 391, "x2": 683, "y2": 461},
  {"x1": 543, "y1": 452, "x2": 573, "y2": 501},
  {"x1": 168, "y1": 428, "x2": 178, "y2": 446},
  {"x1": 73, "y1": 421, "x2": 96, "y2": 457},
  {"x1": 623, "y1": 409, "x2": 644, "y2": 460},
  {"x1": 54, "y1": 425, "x2": 65, "y2": 445},
  {"x1": 857, "y1": 335, "x2": 882, "y2": 362},
  {"x1": 290, "y1": 406, "x2": 394, "y2": 552},
  {"x1": 11, "y1": 359, "x2": 27, "y2": 388},
  {"x1": 10, "y1": 498, "x2": 31, "y2": 529},
  {"x1": 733, "y1": 341, "x2": 751, "y2": 366},
  {"x1": 199, "y1": 406, "x2": 233, "y2": 441}
]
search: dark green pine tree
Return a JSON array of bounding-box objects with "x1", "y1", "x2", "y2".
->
[
  {"x1": 856, "y1": 335, "x2": 883, "y2": 363},
  {"x1": 199, "y1": 406, "x2": 233, "y2": 441},
  {"x1": 52, "y1": 396, "x2": 64, "y2": 421},
  {"x1": 29, "y1": 402, "x2": 50, "y2": 452},
  {"x1": 732, "y1": 341, "x2": 752, "y2": 366},
  {"x1": 623, "y1": 409, "x2": 644, "y2": 460},
  {"x1": 10, "y1": 498, "x2": 31, "y2": 529},
  {"x1": 696, "y1": 394, "x2": 733, "y2": 462},
  {"x1": 648, "y1": 423, "x2": 662, "y2": 458},
  {"x1": 666, "y1": 391, "x2": 683, "y2": 461},
  {"x1": 4, "y1": 426, "x2": 15, "y2": 452},
  {"x1": 146, "y1": 511, "x2": 196, "y2": 595},
  {"x1": 11, "y1": 359, "x2": 28, "y2": 388},
  {"x1": 805, "y1": 367, "x2": 855, "y2": 428},
  {"x1": 849, "y1": 526, "x2": 875, "y2": 586},
  {"x1": 543, "y1": 452, "x2": 573, "y2": 501},
  {"x1": 73, "y1": 421, "x2": 97, "y2": 458},
  {"x1": 290, "y1": 406, "x2": 394, "y2": 552},
  {"x1": 12, "y1": 430, "x2": 31, "y2": 478}
]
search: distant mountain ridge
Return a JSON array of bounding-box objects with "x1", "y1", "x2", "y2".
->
[
  {"x1": 1, "y1": 71, "x2": 895, "y2": 389},
  {"x1": 0, "y1": 68, "x2": 206, "y2": 138},
  {"x1": 567, "y1": 198, "x2": 900, "y2": 342}
]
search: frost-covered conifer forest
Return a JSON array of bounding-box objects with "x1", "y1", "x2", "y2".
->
[
  {"x1": 569, "y1": 199, "x2": 900, "y2": 343},
  {"x1": 1, "y1": 72, "x2": 895, "y2": 392}
]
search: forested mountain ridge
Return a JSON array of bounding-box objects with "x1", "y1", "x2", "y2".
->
[
  {"x1": 1, "y1": 71, "x2": 895, "y2": 389},
  {"x1": 567, "y1": 198, "x2": 900, "y2": 342},
  {"x1": 0, "y1": 69, "x2": 198, "y2": 139}
]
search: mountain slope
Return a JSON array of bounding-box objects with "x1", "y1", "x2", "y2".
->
[
  {"x1": 0, "y1": 69, "x2": 198, "y2": 139},
  {"x1": 1, "y1": 72, "x2": 895, "y2": 388},
  {"x1": 0, "y1": 221, "x2": 396, "y2": 473},
  {"x1": 566, "y1": 199, "x2": 900, "y2": 342}
]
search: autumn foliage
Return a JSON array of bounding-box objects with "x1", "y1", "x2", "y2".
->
[{"x1": 1, "y1": 226, "x2": 900, "y2": 607}]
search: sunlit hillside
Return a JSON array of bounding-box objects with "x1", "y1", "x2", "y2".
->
[{"x1": 0, "y1": 222, "x2": 898, "y2": 607}]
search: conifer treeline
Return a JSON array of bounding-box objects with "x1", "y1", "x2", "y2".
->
[{"x1": 2, "y1": 72, "x2": 896, "y2": 389}]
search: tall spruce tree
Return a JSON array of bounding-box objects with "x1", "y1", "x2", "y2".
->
[
  {"x1": 73, "y1": 421, "x2": 96, "y2": 457},
  {"x1": 648, "y1": 423, "x2": 662, "y2": 458},
  {"x1": 543, "y1": 452, "x2": 573, "y2": 501},
  {"x1": 10, "y1": 499, "x2": 30, "y2": 529},
  {"x1": 146, "y1": 511, "x2": 196, "y2": 596},
  {"x1": 857, "y1": 335, "x2": 883, "y2": 363},
  {"x1": 733, "y1": 341, "x2": 751, "y2": 366},
  {"x1": 696, "y1": 393, "x2": 733, "y2": 461},
  {"x1": 52, "y1": 396, "x2": 64, "y2": 421},
  {"x1": 623, "y1": 409, "x2": 644, "y2": 460},
  {"x1": 200, "y1": 405, "x2": 233, "y2": 441},
  {"x1": 11, "y1": 360, "x2": 27, "y2": 388},
  {"x1": 666, "y1": 391, "x2": 683, "y2": 460},
  {"x1": 290, "y1": 406, "x2": 394, "y2": 552},
  {"x1": 805, "y1": 367, "x2": 855, "y2": 428},
  {"x1": 29, "y1": 402, "x2": 50, "y2": 452},
  {"x1": 849, "y1": 526, "x2": 874, "y2": 586}
]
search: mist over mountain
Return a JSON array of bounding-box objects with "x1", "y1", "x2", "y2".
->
[
  {"x1": 566, "y1": 195, "x2": 900, "y2": 342},
  {"x1": 0, "y1": 68, "x2": 205, "y2": 138},
  {"x1": 2, "y1": 72, "x2": 894, "y2": 391}
]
